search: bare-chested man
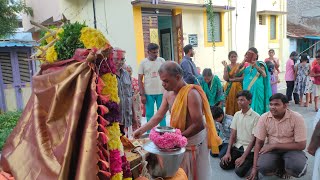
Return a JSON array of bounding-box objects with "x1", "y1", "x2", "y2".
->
[{"x1": 133, "y1": 61, "x2": 221, "y2": 180}]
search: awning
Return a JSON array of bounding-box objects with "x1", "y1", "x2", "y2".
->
[
  {"x1": 0, "y1": 32, "x2": 36, "y2": 47},
  {"x1": 131, "y1": 0, "x2": 235, "y2": 12},
  {"x1": 287, "y1": 22, "x2": 320, "y2": 39},
  {"x1": 0, "y1": 41, "x2": 36, "y2": 47},
  {"x1": 304, "y1": 36, "x2": 320, "y2": 40},
  {"x1": 257, "y1": 10, "x2": 287, "y2": 15}
]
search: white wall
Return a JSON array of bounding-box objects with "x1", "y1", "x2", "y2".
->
[
  {"x1": 231, "y1": 0, "x2": 251, "y2": 59},
  {"x1": 232, "y1": 0, "x2": 288, "y2": 72},
  {"x1": 181, "y1": 9, "x2": 229, "y2": 79},
  {"x1": 23, "y1": 0, "x2": 63, "y2": 31},
  {"x1": 23, "y1": 0, "x2": 139, "y2": 77}
]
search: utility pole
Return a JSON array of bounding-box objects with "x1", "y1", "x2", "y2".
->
[
  {"x1": 92, "y1": 0, "x2": 97, "y2": 29},
  {"x1": 249, "y1": 0, "x2": 257, "y2": 48}
]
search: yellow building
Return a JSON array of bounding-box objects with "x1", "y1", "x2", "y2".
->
[{"x1": 22, "y1": 0, "x2": 288, "y2": 78}]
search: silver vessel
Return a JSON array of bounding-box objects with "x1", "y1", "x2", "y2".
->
[
  {"x1": 143, "y1": 141, "x2": 186, "y2": 178},
  {"x1": 154, "y1": 126, "x2": 176, "y2": 134}
]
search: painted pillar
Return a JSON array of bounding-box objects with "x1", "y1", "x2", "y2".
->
[
  {"x1": 0, "y1": 62, "x2": 6, "y2": 112},
  {"x1": 133, "y1": 6, "x2": 145, "y2": 65},
  {"x1": 10, "y1": 50, "x2": 23, "y2": 110},
  {"x1": 172, "y1": 9, "x2": 183, "y2": 63}
]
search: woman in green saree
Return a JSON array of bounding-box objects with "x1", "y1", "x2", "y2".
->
[
  {"x1": 236, "y1": 47, "x2": 272, "y2": 115},
  {"x1": 199, "y1": 68, "x2": 225, "y2": 107}
]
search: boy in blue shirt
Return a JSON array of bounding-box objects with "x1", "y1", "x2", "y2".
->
[{"x1": 211, "y1": 106, "x2": 233, "y2": 158}]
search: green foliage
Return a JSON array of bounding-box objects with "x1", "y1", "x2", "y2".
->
[
  {"x1": 0, "y1": 111, "x2": 22, "y2": 150},
  {"x1": 55, "y1": 22, "x2": 86, "y2": 60},
  {"x1": 0, "y1": 0, "x2": 33, "y2": 38},
  {"x1": 205, "y1": 0, "x2": 215, "y2": 49}
]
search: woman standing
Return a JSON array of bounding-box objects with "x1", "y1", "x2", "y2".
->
[
  {"x1": 199, "y1": 68, "x2": 225, "y2": 108},
  {"x1": 293, "y1": 53, "x2": 313, "y2": 107},
  {"x1": 236, "y1": 47, "x2": 272, "y2": 115},
  {"x1": 222, "y1": 51, "x2": 243, "y2": 116}
]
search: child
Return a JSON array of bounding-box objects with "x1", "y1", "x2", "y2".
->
[
  {"x1": 266, "y1": 62, "x2": 279, "y2": 95},
  {"x1": 210, "y1": 106, "x2": 233, "y2": 158},
  {"x1": 294, "y1": 53, "x2": 313, "y2": 107}
]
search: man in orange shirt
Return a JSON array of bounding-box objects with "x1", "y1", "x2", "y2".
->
[{"x1": 247, "y1": 93, "x2": 307, "y2": 179}]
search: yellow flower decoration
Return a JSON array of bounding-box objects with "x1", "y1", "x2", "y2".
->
[
  {"x1": 111, "y1": 172, "x2": 123, "y2": 180},
  {"x1": 107, "y1": 122, "x2": 121, "y2": 139},
  {"x1": 80, "y1": 27, "x2": 109, "y2": 49},
  {"x1": 44, "y1": 28, "x2": 64, "y2": 44},
  {"x1": 108, "y1": 138, "x2": 122, "y2": 150},
  {"x1": 45, "y1": 31, "x2": 54, "y2": 44},
  {"x1": 107, "y1": 122, "x2": 123, "y2": 152},
  {"x1": 101, "y1": 73, "x2": 120, "y2": 103},
  {"x1": 45, "y1": 46, "x2": 58, "y2": 63},
  {"x1": 123, "y1": 178, "x2": 132, "y2": 180}
]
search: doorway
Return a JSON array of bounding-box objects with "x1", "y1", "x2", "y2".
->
[
  {"x1": 141, "y1": 8, "x2": 175, "y2": 61},
  {"x1": 158, "y1": 16, "x2": 173, "y2": 60}
]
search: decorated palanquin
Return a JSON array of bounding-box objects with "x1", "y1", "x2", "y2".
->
[{"x1": 0, "y1": 22, "x2": 132, "y2": 180}]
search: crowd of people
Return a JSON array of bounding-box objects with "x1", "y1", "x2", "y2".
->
[{"x1": 114, "y1": 42, "x2": 319, "y2": 180}]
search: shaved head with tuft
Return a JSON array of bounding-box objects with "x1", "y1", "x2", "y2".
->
[{"x1": 158, "y1": 61, "x2": 184, "y2": 77}]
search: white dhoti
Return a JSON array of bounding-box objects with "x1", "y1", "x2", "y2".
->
[
  {"x1": 313, "y1": 114, "x2": 320, "y2": 180},
  {"x1": 313, "y1": 148, "x2": 320, "y2": 180},
  {"x1": 180, "y1": 129, "x2": 211, "y2": 180}
]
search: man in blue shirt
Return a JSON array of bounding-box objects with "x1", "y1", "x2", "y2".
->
[{"x1": 180, "y1": 44, "x2": 199, "y2": 84}]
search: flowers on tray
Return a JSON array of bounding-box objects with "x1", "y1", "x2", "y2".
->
[{"x1": 149, "y1": 128, "x2": 188, "y2": 149}]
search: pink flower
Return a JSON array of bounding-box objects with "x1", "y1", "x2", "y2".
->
[
  {"x1": 109, "y1": 150, "x2": 122, "y2": 175},
  {"x1": 149, "y1": 128, "x2": 188, "y2": 149}
]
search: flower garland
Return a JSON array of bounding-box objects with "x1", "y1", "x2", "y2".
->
[
  {"x1": 80, "y1": 27, "x2": 109, "y2": 49},
  {"x1": 95, "y1": 41, "x2": 132, "y2": 180},
  {"x1": 104, "y1": 102, "x2": 120, "y2": 123},
  {"x1": 122, "y1": 155, "x2": 132, "y2": 179},
  {"x1": 101, "y1": 73, "x2": 120, "y2": 103},
  {"x1": 101, "y1": 71, "x2": 125, "y2": 180},
  {"x1": 107, "y1": 122, "x2": 123, "y2": 152},
  {"x1": 149, "y1": 128, "x2": 187, "y2": 149}
]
